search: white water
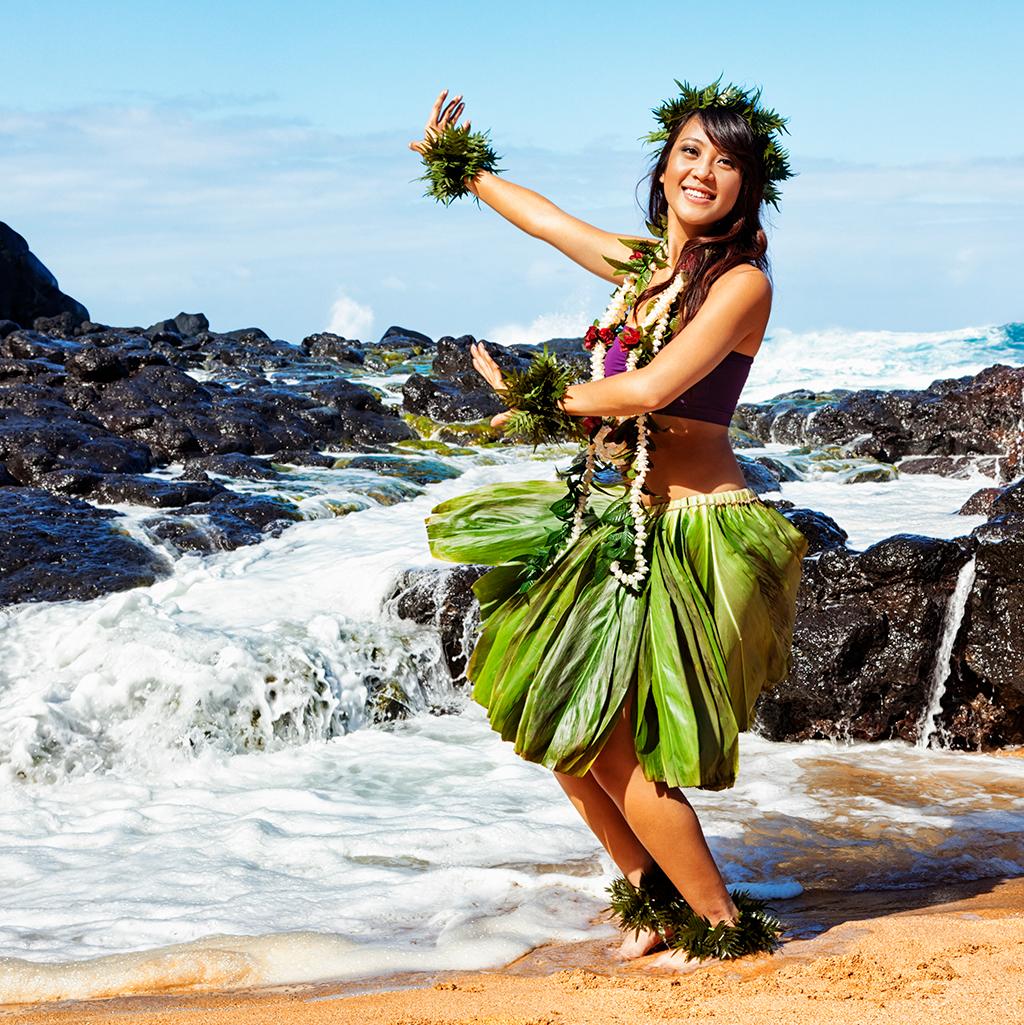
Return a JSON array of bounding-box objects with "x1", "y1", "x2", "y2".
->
[
  {"x1": 743, "y1": 321, "x2": 1022, "y2": 401},
  {"x1": 0, "y1": 430, "x2": 1020, "y2": 1002},
  {"x1": 917, "y1": 556, "x2": 979, "y2": 749}
]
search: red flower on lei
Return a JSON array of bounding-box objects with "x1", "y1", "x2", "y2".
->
[
  {"x1": 618, "y1": 326, "x2": 642, "y2": 349},
  {"x1": 583, "y1": 324, "x2": 599, "y2": 351},
  {"x1": 581, "y1": 415, "x2": 602, "y2": 435}
]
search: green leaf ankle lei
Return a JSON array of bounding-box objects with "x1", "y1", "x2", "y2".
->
[
  {"x1": 607, "y1": 864, "x2": 787, "y2": 962},
  {"x1": 416, "y1": 123, "x2": 503, "y2": 206}
]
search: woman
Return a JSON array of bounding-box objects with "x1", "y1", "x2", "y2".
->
[{"x1": 411, "y1": 81, "x2": 808, "y2": 962}]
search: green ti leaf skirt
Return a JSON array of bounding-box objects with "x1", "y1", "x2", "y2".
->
[{"x1": 424, "y1": 480, "x2": 808, "y2": 791}]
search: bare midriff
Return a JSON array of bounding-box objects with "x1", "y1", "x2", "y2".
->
[{"x1": 638, "y1": 414, "x2": 749, "y2": 505}]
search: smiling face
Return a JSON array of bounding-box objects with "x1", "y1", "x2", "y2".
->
[{"x1": 659, "y1": 115, "x2": 743, "y2": 232}]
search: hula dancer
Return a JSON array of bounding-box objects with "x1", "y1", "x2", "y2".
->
[{"x1": 411, "y1": 79, "x2": 809, "y2": 963}]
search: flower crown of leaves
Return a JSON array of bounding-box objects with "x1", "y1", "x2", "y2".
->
[{"x1": 643, "y1": 74, "x2": 795, "y2": 210}]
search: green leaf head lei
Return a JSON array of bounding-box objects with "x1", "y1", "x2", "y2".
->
[{"x1": 643, "y1": 73, "x2": 795, "y2": 210}]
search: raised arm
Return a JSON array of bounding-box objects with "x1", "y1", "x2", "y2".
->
[
  {"x1": 410, "y1": 89, "x2": 648, "y2": 284},
  {"x1": 467, "y1": 171, "x2": 648, "y2": 284}
]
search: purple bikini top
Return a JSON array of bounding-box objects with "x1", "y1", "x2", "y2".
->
[{"x1": 603, "y1": 336, "x2": 753, "y2": 426}]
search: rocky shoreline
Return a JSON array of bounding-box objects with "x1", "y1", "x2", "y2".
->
[{"x1": 2, "y1": 221, "x2": 1022, "y2": 752}]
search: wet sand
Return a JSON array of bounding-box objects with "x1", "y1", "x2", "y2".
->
[{"x1": 7, "y1": 874, "x2": 1024, "y2": 1025}]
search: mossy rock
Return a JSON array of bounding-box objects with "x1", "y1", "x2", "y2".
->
[
  {"x1": 369, "y1": 679, "x2": 415, "y2": 723},
  {"x1": 836, "y1": 463, "x2": 899, "y2": 484},
  {"x1": 395, "y1": 438, "x2": 476, "y2": 457},
  {"x1": 322, "y1": 499, "x2": 370, "y2": 517},
  {"x1": 338, "y1": 454, "x2": 463, "y2": 485},
  {"x1": 361, "y1": 482, "x2": 425, "y2": 506},
  {"x1": 401, "y1": 412, "x2": 437, "y2": 439},
  {"x1": 436, "y1": 421, "x2": 505, "y2": 445},
  {"x1": 729, "y1": 426, "x2": 765, "y2": 449}
]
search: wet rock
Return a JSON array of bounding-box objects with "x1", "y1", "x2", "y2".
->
[
  {"x1": 779, "y1": 507, "x2": 849, "y2": 554},
  {"x1": 300, "y1": 332, "x2": 366, "y2": 365},
  {"x1": 0, "y1": 487, "x2": 169, "y2": 606},
  {"x1": 402, "y1": 373, "x2": 505, "y2": 422},
  {"x1": 380, "y1": 325, "x2": 434, "y2": 349},
  {"x1": 33, "y1": 311, "x2": 83, "y2": 338},
  {"x1": 142, "y1": 492, "x2": 303, "y2": 555},
  {"x1": 734, "y1": 365, "x2": 1024, "y2": 482},
  {"x1": 340, "y1": 454, "x2": 463, "y2": 485},
  {"x1": 175, "y1": 312, "x2": 209, "y2": 336},
  {"x1": 938, "y1": 490, "x2": 1024, "y2": 748},
  {"x1": 991, "y1": 477, "x2": 1024, "y2": 517},
  {"x1": 0, "y1": 222, "x2": 90, "y2": 327},
  {"x1": 306, "y1": 377, "x2": 415, "y2": 446},
  {"x1": 958, "y1": 487, "x2": 1004, "y2": 516},
  {"x1": 402, "y1": 335, "x2": 530, "y2": 422},
  {"x1": 899, "y1": 455, "x2": 1001, "y2": 478},
  {"x1": 92, "y1": 473, "x2": 228, "y2": 507},
  {"x1": 268, "y1": 449, "x2": 337, "y2": 468},
  {"x1": 181, "y1": 452, "x2": 282, "y2": 480},
  {"x1": 754, "y1": 534, "x2": 973, "y2": 745},
  {"x1": 751, "y1": 454, "x2": 800, "y2": 481},
  {"x1": 0, "y1": 409, "x2": 154, "y2": 484},
  {"x1": 1, "y1": 328, "x2": 83, "y2": 363},
  {"x1": 737, "y1": 454, "x2": 781, "y2": 494},
  {"x1": 384, "y1": 564, "x2": 489, "y2": 685},
  {"x1": 432, "y1": 335, "x2": 526, "y2": 381}
]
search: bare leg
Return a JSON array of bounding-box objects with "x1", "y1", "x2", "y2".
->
[
  {"x1": 553, "y1": 768, "x2": 652, "y2": 884},
  {"x1": 553, "y1": 768, "x2": 665, "y2": 958},
  {"x1": 588, "y1": 691, "x2": 739, "y2": 928}
]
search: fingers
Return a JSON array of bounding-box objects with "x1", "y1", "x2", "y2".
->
[
  {"x1": 470, "y1": 341, "x2": 504, "y2": 391},
  {"x1": 440, "y1": 96, "x2": 464, "y2": 131},
  {"x1": 419, "y1": 91, "x2": 468, "y2": 153},
  {"x1": 430, "y1": 89, "x2": 448, "y2": 123}
]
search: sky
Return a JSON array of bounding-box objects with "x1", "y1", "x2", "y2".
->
[{"x1": 1, "y1": 0, "x2": 1021, "y2": 346}]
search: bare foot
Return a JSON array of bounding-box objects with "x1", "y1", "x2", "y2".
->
[
  {"x1": 616, "y1": 926, "x2": 669, "y2": 960},
  {"x1": 650, "y1": 947, "x2": 710, "y2": 972}
]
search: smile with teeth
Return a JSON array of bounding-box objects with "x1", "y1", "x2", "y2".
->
[{"x1": 683, "y1": 187, "x2": 715, "y2": 202}]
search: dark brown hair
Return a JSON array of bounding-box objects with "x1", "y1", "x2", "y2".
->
[{"x1": 633, "y1": 109, "x2": 772, "y2": 325}]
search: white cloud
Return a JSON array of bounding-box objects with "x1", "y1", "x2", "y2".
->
[
  {"x1": 327, "y1": 292, "x2": 374, "y2": 341},
  {"x1": 487, "y1": 300, "x2": 596, "y2": 346}
]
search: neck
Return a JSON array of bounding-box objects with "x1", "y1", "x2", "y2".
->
[{"x1": 664, "y1": 208, "x2": 702, "y2": 266}]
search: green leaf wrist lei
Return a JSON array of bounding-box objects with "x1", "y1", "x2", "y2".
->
[{"x1": 416, "y1": 123, "x2": 503, "y2": 206}]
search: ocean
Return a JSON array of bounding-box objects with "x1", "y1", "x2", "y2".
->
[{"x1": 0, "y1": 321, "x2": 1022, "y2": 1003}]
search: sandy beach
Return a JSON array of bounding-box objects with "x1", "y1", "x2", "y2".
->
[{"x1": 8, "y1": 872, "x2": 1024, "y2": 1025}]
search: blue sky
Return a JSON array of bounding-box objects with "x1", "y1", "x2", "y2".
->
[{"x1": 2, "y1": 0, "x2": 1021, "y2": 345}]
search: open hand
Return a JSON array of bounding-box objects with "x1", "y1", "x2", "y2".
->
[
  {"x1": 470, "y1": 341, "x2": 513, "y2": 428},
  {"x1": 409, "y1": 88, "x2": 470, "y2": 155}
]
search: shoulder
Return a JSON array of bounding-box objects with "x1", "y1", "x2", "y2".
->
[
  {"x1": 711, "y1": 262, "x2": 771, "y2": 294},
  {"x1": 706, "y1": 263, "x2": 772, "y2": 310}
]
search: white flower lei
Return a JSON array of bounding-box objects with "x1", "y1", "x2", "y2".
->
[{"x1": 556, "y1": 253, "x2": 688, "y2": 590}]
